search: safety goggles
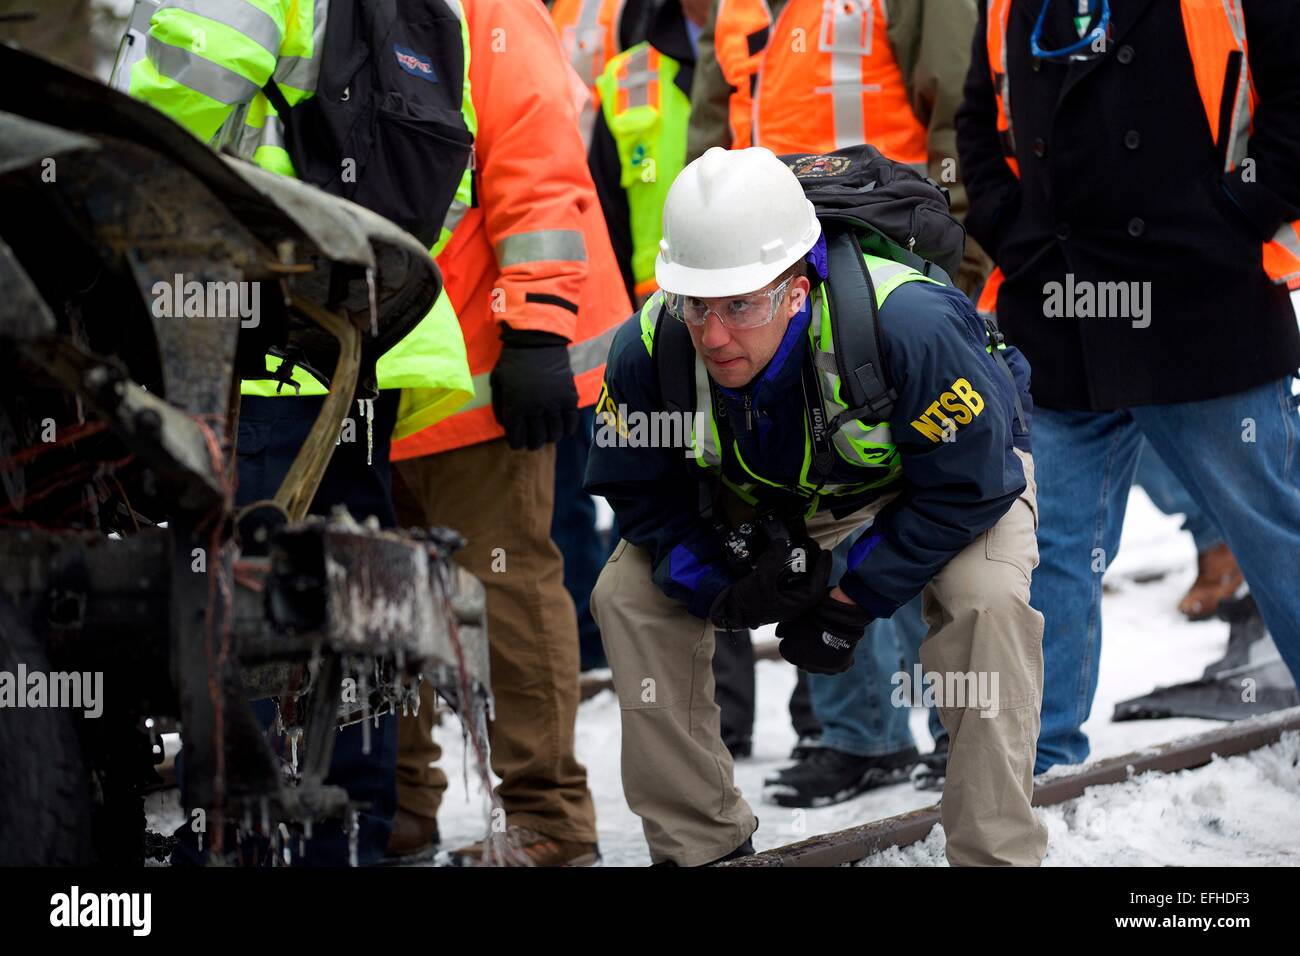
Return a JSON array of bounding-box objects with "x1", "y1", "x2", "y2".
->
[{"x1": 664, "y1": 277, "x2": 793, "y2": 330}]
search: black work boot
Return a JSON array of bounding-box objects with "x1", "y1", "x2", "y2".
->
[
  {"x1": 763, "y1": 746, "x2": 920, "y2": 808},
  {"x1": 911, "y1": 737, "x2": 949, "y2": 793}
]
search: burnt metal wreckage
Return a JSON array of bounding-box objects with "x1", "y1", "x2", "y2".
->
[{"x1": 0, "y1": 45, "x2": 490, "y2": 866}]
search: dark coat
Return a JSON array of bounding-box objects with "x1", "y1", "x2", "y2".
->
[{"x1": 957, "y1": 0, "x2": 1300, "y2": 411}]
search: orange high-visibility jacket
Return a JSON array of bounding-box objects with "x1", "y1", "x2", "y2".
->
[
  {"x1": 391, "y1": 0, "x2": 631, "y2": 460},
  {"x1": 980, "y1": 0, "x2": 1300, "y2": 312},
  {"x1": 713, "y1": 0, "x2": 927, "y2": 163}
]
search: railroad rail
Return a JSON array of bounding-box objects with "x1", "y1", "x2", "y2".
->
[{"x1": 722, "y1": 705, "x2": 1300, "y2": 866}]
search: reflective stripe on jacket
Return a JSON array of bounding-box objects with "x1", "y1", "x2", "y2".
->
[{"x1": 390, "y1": 0, "x2": 632, "y2": 459}]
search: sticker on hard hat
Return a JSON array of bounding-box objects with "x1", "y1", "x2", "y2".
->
[
  {"x1": 788, "y1": 155, "x2": 851, "y2": 179},
  {"x1": 394, "y1": 45, "x2": 438, "y2": 83}
]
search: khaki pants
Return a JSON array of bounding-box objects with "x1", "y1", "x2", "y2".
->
[
  {"x1": 392, "y1": 439, "x2": 598, "y2": 844},
  {"x1": 591, "y1": 450, "x2": 1049, "y2": 866}
]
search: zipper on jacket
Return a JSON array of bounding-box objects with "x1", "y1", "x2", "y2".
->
[{"x1": 743, "y1": 393, "x2": 753, "y2": 432}]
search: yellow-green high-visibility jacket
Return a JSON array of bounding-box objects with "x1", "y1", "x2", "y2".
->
[
  {"x1": 593, "y1": 38, "x2": 690, "y2": 303},
  {"x1": 129, "y1": 0, "x2": 476, "y2": 440}
]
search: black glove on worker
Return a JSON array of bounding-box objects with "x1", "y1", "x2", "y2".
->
[
  {"x1": 490, "y1": 327, "x2": 580, "y2": 450},
  {"x1": 776, "y1": 595, "x2": 873, "y2": 675},
  {"x1": 708, "y1": 541, "x2": 832, "y2": 631}
]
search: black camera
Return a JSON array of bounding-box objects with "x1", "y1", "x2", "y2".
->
[{"x1": 714, "y1": 507, "x2": 812, "y2": 583}]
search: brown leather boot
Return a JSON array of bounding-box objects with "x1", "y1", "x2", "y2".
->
[
  {"x1": 446, "y1": 826, "x2": 600, "y2": 867},
  {"x1": 1177, "y1": 543, "x2": 1245, "y2": 621},
  {"x1": 386, "y1": 807, "x2": 440, "y2": 860}
]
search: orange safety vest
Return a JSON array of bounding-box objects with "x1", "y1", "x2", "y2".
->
[
  {"x1": 552, "y1": 0, "x2": 630, "y2": 90},
  {"x1": 551, "y1": 0, "x2": 631, "y2": 145},
  {"x1": 392, "y1": 0, "x2": 631, "y2": 460},
  {"x1": 981, "y1": 0, "x2": 1300, "y2": 317},
  {"x1": 713, "y1": 0, "x2": 927, "y2": 164}
]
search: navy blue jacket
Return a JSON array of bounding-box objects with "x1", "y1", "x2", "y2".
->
[{"x1": 584, "y1": 255, "x2": 1035, "y2": 621}]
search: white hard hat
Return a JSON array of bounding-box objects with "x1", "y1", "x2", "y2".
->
[{"x1": 655, "y1": 147, "x2": 821, "y2": 298}]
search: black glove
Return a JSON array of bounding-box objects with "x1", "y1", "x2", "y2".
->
[
  {"x1": 708, "y1": 541, "x2": 832, "y2": 631},
  {"x1": 776, "y1": 595, "x2": 873, "y2": 675},
  {"x1": 490, "y1": 327, "x2": 580, "y2": 450}
]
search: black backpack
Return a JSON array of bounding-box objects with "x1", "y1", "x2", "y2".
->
[
  {"x1": 776, "y1": 144, "x2": 966, "y2": 423},
  {"x1": 262, "y1": 0, "x2": 474, "y2": 250},
  {"x1": 654, "y1": 144, "x2": 1021, "y2": 494}
]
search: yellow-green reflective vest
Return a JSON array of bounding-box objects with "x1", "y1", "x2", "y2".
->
[
  {"x1": 595, "y1": 42, "x2": 690, "y2": 301},
  {"x1": 128, "y1": 0, "x2": 477, "y2": 436},
  {"x1": 641, "y1": 253, "x2": 941, "y2": 514}
]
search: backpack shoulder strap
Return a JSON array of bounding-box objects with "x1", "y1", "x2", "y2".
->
[
  {"x1": 652, "y1": 300, "x2": 726, "y2": 517},
  {"x1": 822, "y1": 227, "x2": 897, "y2": 423},
  {"x1": 652, "y1": 298, "x2": 696, "y2": 419}
]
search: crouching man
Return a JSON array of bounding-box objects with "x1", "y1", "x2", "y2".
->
[{"x1": 585, "y1": 146, "x2": 1049, "y2": 866}]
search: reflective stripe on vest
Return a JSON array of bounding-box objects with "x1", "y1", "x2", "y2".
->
[
  {"x1": 553, "y1": 0, "x2": 628, "y2": 88},
  {"x1": 596, "y1": 43, "x2": 691, "y2": 299},
  {"x1": 986, "y1": 0, "x2": 1019, "y2": 176},
  {"x1": 678, "y1": 254, "x2": 936, "y2": 500},
  {"x1": 986, "y1": 0, "x2": 1300, "y2": 285},
  {"x1": 716, "y1": 0, "x2": 926, "y2": 163},
  {"x1": 552, "y1": 0, "x2": 629, "y2": 147}
]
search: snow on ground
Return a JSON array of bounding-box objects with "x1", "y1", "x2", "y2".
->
[
  {"x1": 430, "y1": 488, "x2": 1299, "y2": 866},
  {"x1": 861, "y1": 732, "x2": 1300, "y2": 866}
]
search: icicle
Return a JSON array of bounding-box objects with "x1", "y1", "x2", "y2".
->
[
  {"x1": 346, "y1": 808, "x2": 359, "y2": 868},
  {"x1": 260, "y1": 797, "x2": 270, "y2": 835},
  {"x1": 359, "y1": 669, "x2": 371, "y2": 756},
  {"x1": 278, "y1": 823, "x2": 291, "y2": 866},
  {"x1": 357, "y1": 397, "x2": 375, "y2": 466},
  {"x1": 287, "y1": 727, "x2": 301, "y2": 775},
  {"x1": 366, "y1": 267, "x2": 379, "y2": 338}
]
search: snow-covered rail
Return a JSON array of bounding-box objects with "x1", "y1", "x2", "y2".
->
[{"x1": 722, "y1": 706, "x2": 1300, "y2": 867}]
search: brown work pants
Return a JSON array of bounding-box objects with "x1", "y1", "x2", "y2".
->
[
  {"x1": 391, "y1": 439, "x2": 597, "y2": 844},
  {"x1": 591, "y1": 450, "x2": 1049, "y2": 866}
]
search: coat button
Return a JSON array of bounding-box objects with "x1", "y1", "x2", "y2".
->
[
  {"x1": 1124, "y1": 130, "x2": 1141, "y2": 149},
  {"x1": 1056, "y1": 222, "x2": 1071, "y2": 240},
  {"x1": 1128, "y1": 217, "x2": 1145, "y2": 237},
  {"x1": 1117, "y1": 45, "x2": 1135, "y2": 64},
  {"x1": 1033, "y1": 137, "x2": 1047, "y2": 158}
]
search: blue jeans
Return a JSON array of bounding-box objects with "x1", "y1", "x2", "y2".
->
[
  {"x1": 1033, "y1": 376, "x2": 1300, "y2": 773},
  {"x1": 1133, "y1": 441, "x2": 1223, "y2": 553},
  {"x1": 807, "y1": 537, "x2": 944, "y2": 757},
  {"x1": 553, "y1": 406, "x2": 616, "y2": 670}
]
